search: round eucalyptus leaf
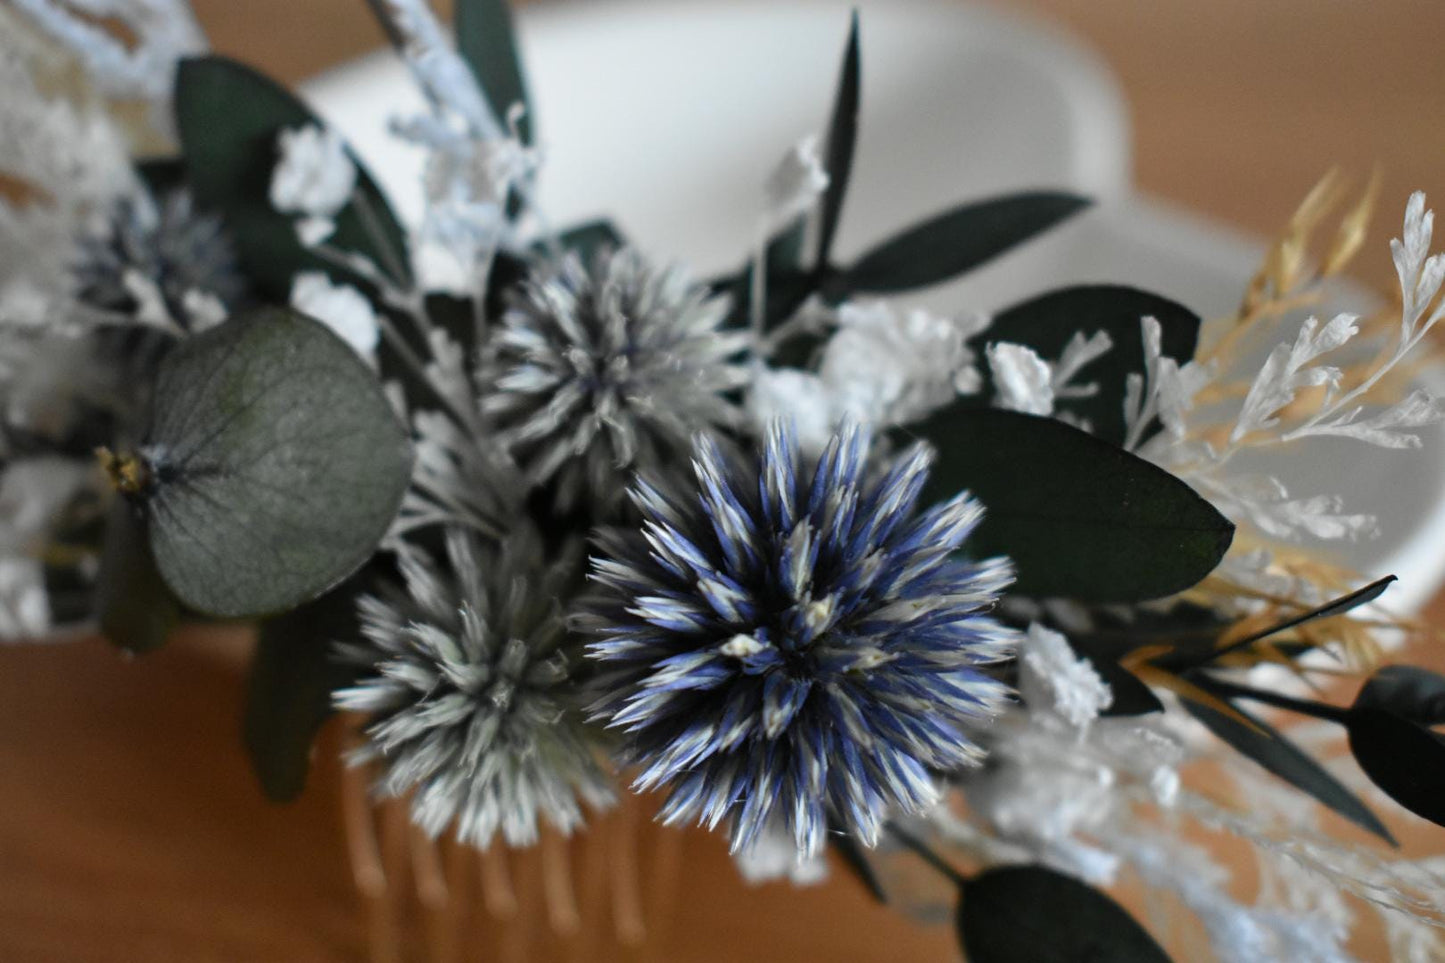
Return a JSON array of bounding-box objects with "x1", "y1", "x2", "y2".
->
[
  {"x1": 143, "y1": 307, "x2": 412, "y2": 619},
  {"x1": 958, "y1": 865, "x2": 1172, "y2": 963}
]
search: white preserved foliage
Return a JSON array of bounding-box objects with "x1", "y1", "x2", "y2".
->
[
  {"x1": 1133, "y1": 194, "x2": 1445, "y2": 547},
  {"x1": 9, "y1": 0, "x2": 205, "y2": 135},
  {"x1": 0, "y1": 20, "x2": 133, "y2": 311}
]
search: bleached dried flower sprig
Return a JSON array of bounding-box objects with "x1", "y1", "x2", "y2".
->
[{"x1": 3, "y1": 3, "x2": 1445, "y2": 962}]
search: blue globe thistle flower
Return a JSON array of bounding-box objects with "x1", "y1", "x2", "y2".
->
[
  {"x1": 480, "y1": 247, "x2": 748, "y2": 513},
  {"x1": 578, "y1": 422, "x2": 1018, "y2": 857}
]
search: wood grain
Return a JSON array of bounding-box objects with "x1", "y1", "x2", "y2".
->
[{"x1": 4, "y1": 2, "x2": 1445, "y2": 961}]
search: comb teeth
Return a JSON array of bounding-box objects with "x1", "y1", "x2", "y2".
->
[{"x1": 339, "y1": 718, "x2": 680, "y2": 962}]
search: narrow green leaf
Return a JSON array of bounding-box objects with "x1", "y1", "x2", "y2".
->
[
  {"x1": 979, "y1": 285, "x2": 1201, "y2": 445},
  {"x1": 455, "y1": 0, "x2": 533, "y2": 145},
  {"x1": 95, "y1": 499, "x2": 180, "y2": 653},
  {"x1": 1184, "y1": 695, "x2": 1395, "y2": 844},
  {"x1": 244, "y1": 574, "x2": 365, "y2": 801},
  {"x1": 1346, "y1": 707, "x2": 1445, "y2": 828},
  {"x1": 814, "y1": 10, "x2": 860, "y2": 268},
  {"x1": 142, "y1": 307, "x2": 413, "y2": 619},
  {"x1": 842, "y1": 192, "x2": 1090, "y2": 293},
  {"x1": 1193, "y1": 575, "x2": 1397, "y2": 668},
  {"x1": 910, "y1": 408, "x2": 1233, "y2": 601},
  {"x1": 958, "y1": 865, "x2": 1172, "y2": 963},
  {"x1": 829, "y1": 833, "x2": 888, "y2": 904},
  {"x1": 175, "y1": 56, "x2": 412, "y2": 297},
  {"x1": 1093, "y1": 660, "x2": 1164, "y2": 716}
]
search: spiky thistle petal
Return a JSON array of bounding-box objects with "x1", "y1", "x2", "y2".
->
[
  {"x1": 335, "y1": 527, "x2": 613, "y2": 848},
  {"x1": 481, "y1": 247, "x2": 748, "y2": 512},
  {"x1": 74, "y1": 187, "x2": 245, "y2": 331},
  {"x1": 579, "y1": 422, "x2": 1018, "y2": 857}
]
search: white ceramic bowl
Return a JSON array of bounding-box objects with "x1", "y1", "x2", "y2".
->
[{"x1": 303, "y1": 0, "x2": 1445, "y2": 613}]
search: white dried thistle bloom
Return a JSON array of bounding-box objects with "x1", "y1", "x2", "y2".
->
[
  {"x1": 335, "y1": 526, "x2": 613, "y2": 848},
  {"x1": 482, "y1": 247, "x2": 749, "y2": 511}
]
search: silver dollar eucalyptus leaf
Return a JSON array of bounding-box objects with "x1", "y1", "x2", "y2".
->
[{"x1": 141, "y1": 307, "x2": 413, "y2": 619}]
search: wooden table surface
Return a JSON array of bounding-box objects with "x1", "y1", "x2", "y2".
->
[{"x1": 5, "y1": 2, "x2": 1445, "y2": 961}]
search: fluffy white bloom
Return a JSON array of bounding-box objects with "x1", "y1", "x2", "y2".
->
[
  {"x1": 269, "y1": 125, "x2": 357, "y2": 219},
  {"x1": 987, "y1": 342, "x2": 1054, "y2": 415},
  {"x1": 747, "y1": 366, "x2": 835, "y2": 453},
  {"x1": 1018, "y1": 623, "x2": 1113, "y2": 729},
  {"x1": 290, "y1": 272, "x2": 379, "y2": 361},
  {"x1": 819, "y1": 300, "x2": 983, "y2": 424},
  {"x1": 732, "y1": 818, "x2": 829, "y2": 886},
  {"x1": 764, "y1": 135, "x2": 829, "y2": 227},
  {"x1": 988, "y1": 331, "x2": 1113, "y2": 420}
]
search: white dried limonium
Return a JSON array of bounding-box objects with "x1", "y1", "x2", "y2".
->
[
  {"x1": 334, "y1": 527, "x2": 613, "y2": 848},
  {"x1": 482, "y1": 247, "x2": 749, "y2": 511}
]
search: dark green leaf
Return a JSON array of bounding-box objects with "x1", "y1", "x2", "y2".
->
[
  {"x1": 829, "y1": 833, "x2": 888, "y2": 904},
  {"x1": 842, "y1": 192, "x2": 1090, "y2": 293},
  {"x1": 1353, "y1": 665, "x2": 1445, "y2": 726},
  {"x1": 95, "y1": 499, "x2": 180, "y2": 653},
  {"x1": 1093, "y1": 660, "x2": 1164, "y2": 716},
  {"x1": 455, "y1": 0, "x2": 533, "y2": 145},
  {"x1": 553, "y1": 219, "x2": 624, "y2": 265},
  {"x1": 1346, "y1": 707, "x2": 1445, "y2": 827},
  {"x1": 244, "y1": 573, "x2": 366, "y2": 801},
  {"x1": 1190, "y1": 575, "x2": 1397, "y2": 668},
  {"x1": 143, "y1": 307, "x2": 413, "y2": 619},
  {"x1": 910, "y1": 408, "x2": 1233, "y2": 601},
  {"x1": 1184, "y1": 696, "x2": 1395, "y2": 844},
  {"x1": 958, "y1": 865, "x2": 1171, "y2": 963},
  {"x1": 175, "y1": 56, "x2": 412, "y2": 297},
  {"x1": 978, "y1": 285, "x2": 1200, "y2": 445},
  {"x1": 134, "y1": 156, "x2": 188, "y2": 196},
  {"x1": 814, "y1": 11, "x2": 860, "y2": 267}
]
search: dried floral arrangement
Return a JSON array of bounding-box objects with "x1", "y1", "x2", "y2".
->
[{"x1": 3, "y1": 1, "x2": 1445, "y2": 960}]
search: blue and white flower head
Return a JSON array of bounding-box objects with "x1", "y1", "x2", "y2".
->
[
  {"x1": 481, "y1": 247, "x2": 749, "y2": 513},
  {"x1": 579, "y1": 421, "x2": 1018, "y2": 857},
  {"x1": 335, "y1": 526, "x2": 613, "y2": 848},
  {"x1": 74, "y1": 188, "x2": 245, "y2": 332}
]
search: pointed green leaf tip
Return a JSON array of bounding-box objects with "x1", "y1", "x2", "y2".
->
[
  {"x1": 456, "y1": 0, "x2": 534, "y2": 144},
  {"x1": 140, "y1": 307, "x2": 413, "y2": 619},
  {"x1": 1183, "y1": 697, "x2": 1395, "y2": 845},
  {"x1": 910, "y1": 408, "x2": 1233, "y2": 602},
  {"x1": 815, "y1": 10, "x2": 861, "y2": 268}
]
